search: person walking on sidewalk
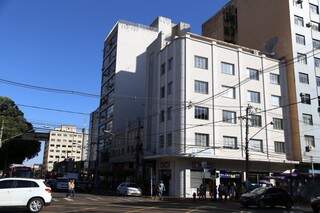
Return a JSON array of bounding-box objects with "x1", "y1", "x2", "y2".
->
[
  {"x1": 67, "y1": 179, "x2": 75, "y2": 198},
  {"x1": 158, "y1": 180, "x2": 166, "y2": 200}
]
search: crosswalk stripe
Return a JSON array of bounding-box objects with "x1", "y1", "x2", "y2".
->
[
  {"x1": 86, "y1": 197, "x2": 98, "y2": 201},
  {"x1": 52, "y1": 198, "x2": 59, "y2": 202},
  {"x1": 64, "y1": 197, "x2": 74, "y2": 202}
]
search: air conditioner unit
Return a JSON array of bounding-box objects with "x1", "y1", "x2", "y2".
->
[
  {"x1": 306, "y1": 23, "x2": 312, "y2": 28},
  {"x1": 306, "y1": 145, "x2": 313, "y2": 152},
  {"x1": 296, "y1": 0, "x2": 303, "y2": 4}
]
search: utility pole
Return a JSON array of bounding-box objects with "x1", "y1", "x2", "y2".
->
[
  {"x1": 244, "y1": 105, "x2": 250, "y2": 182},
  {"x1": 0, "y1": 119, "x2": 4, "y2": 149},
  {"x1": 311, "y1": 156, "x2": 315, "y2": 181}
]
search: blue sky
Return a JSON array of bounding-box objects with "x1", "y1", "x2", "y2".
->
[{"x1": 0, "y1": 0, "x2": 229, "y2": 165}]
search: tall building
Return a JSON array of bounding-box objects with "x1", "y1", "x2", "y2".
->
[
  {"x1": 98, "y1": 17, "x2": 178, "y2": 168},
  {"x1": 143, "y1": 17, "x2": 294, "y2": 197},
  {"x1": 202, "y1": 0, "x2": 320, "y2": 165},
  {"x1": 88, "y1": 108, "x2": 99, "y2": 171},
  {"x1": 43, "y1": 125, "x2": 88, "y2": 172}
]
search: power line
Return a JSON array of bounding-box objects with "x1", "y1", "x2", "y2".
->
[{"x1": 17, "y1": 104, "x2": 90, "y2": 116}]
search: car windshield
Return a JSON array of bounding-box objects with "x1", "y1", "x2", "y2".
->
[
  {"x1": 250, "y1": 187, "x2": 267, "y2": 195},
  {"x1": 127, "y1": 183, "x2": 138, "y2": 188}
]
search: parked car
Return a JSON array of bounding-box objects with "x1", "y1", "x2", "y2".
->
[
  {"x1": 311, "y1": 196, "x2": 320, "y2": 213},
  {"x1": 45, "y1": 179, "x2": 57, "y2": 191},
  {"x1": 117, "y1": 182, "x2": 142, "y2": 196},
  {"x1": 240, "y1": 187, "x2": 293, "y2": 209},
  {"x1": 55, "y1": 178, "x2": 69, "y2": 192},
  {"x1": 0, "y1": 178, "x2": 52, "y2": 213}
]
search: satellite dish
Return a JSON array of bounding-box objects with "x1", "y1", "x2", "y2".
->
[{"x1": 264, "y1": 37, "x2": 279, "y2": 56}]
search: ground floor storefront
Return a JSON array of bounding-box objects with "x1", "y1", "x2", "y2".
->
[{"x1": 144, "y1": 157, "x2": 295, "y2": 198}]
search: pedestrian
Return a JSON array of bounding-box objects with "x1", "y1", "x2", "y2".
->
[
  {"x1": 158, "y1": 180, "x2": 166, "y2": 200},
  {"x1": 218, "y1": 184, "x2": 223, "y2": 200},
  {"x1": 67, "y1": 179, "x2": 75, "y2": 198},
  {"x1": 152, "y1": 184, "x2": 158, "y2": 200},
  {"x1": 229, "y1": 183, "x2": 236, "y2": 200}
]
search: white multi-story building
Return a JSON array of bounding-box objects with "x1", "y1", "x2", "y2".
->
[
  {"x1": 43, "y1": 125, "x2": 88, "y2": 172},
  {"x1": 202, "y1": 0, "x2": 320, "y2": 166},
  {"x1": 144, "y1": 18, "x2": 295, "y2": 197}
]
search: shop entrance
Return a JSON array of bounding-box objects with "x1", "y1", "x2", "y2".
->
[{"x1": 159, "y1": 169, "x2": 171, "y2": 196}]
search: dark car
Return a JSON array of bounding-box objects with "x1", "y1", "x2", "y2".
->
[
  {"x1": 311, "y1": 196, "x2": 320, "y2": 213},
  {"x1": 240, "y1": 187, "x2": 293, "y2": 209}
]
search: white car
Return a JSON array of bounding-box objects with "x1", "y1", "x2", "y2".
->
[
  {"x1": 0, "y1": 178, "x2": 52, "y2": 212},
  {"x1": 117, "y1": 182, "x2": 142, "y2": 196}
]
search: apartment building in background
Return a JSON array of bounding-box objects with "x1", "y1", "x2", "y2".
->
[
  {"x1": 43, "y1": 125, "x2": 88, "y2": 172},
  {"x1": 88, "y1": 108, "x2": 99, "y2": 171},
  {"x1": 202, "y1": 0, "x2": 320, "y2": 166},
  {"x1": 142, "y1": 17, "x2": 294, "y2": 197}
]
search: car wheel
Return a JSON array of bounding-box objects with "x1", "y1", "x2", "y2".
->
[
  {"x1": 27, "y1": 198, "x2": 44, "y2": 213},
  {"x1": 258, "y1": 200, "x2": 266, "y2": 208},
  {"x1": 285, "y1": 201, "x2": 293, "y2": 210}
]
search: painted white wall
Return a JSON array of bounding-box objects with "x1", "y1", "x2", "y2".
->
[{"x1": 289, "y1": 0, "x2": 320, "y2": 163}]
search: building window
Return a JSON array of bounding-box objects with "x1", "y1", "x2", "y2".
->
[
  {"x1": 223, "y1": 136, "x2": 237, "y2": 149},
  {"x1": 296, "y1": 34, "x2": 305, "y2": 45},
  {"x1": 303, "y1": 113, "x2": 313, "y2": 125},
  {"x1": 310, "y1": 3, "x2": 319, "y2": 14},
  {"x1": 270, "y1": 73, "x2": 280, "y2": 85},
  {"x1": 161, "y1": 63, "x2": 166, "y2": 75},
  {"x1": 222, "y1": 110, "x2": 237, "y2": 124},
  {"x1": 297, "y1": 53, "x2": 307, "y2": 64},
  {"x1": 167, "y1": 107, "x2": 172, "y2": 120},
  {"x1": 294, "y1": 15, "x2": 304, "y2": 27},
  {"x1": 194, "y1": 80, "x2": 208, "y2": 94},
  {"x1": 299, "y1": 72, "x2": 309, "y2": 84},
  {"x1": 251, "y1": 115, "x2": 262, "y2": 127},
  {"x1": 247, "y1": 90, "x2": 261, "y2": 103},
  {"x1": 316, "y1": 77, "x2": 320, "y2": 87},
  {"x1": 167, "y1": 82, "x2": 173, "y2": 95},
  {"x1": 167, "y1": 133, "x2": 172, "y2": 147},
  {"x1": 168, "y1": 58, "x2": 173, "y2": 71},
  {"x1": 159, "y1": 135, "x2": 164, "y2": 148},
  {"x1": 221, "y1": 62, "x2": 235, "y2": 75},
  {"x1": 314, "y1": 39, "x2": 320, "y2": 49},
  {"x1": 273, "y1": 118, "x2": 284, "y2": 130},
  {"x1": 160, "y1": 110, "x2": 165, "y2": 122},
  {"x1": 274, "y1": 141, "x2": 285, "y2": 153},
  {"x1": 305, "y1": 135, "x2": 315, "y2": 147},
  {"x1": 250, "y1": 139, "x2": 263, "y2": 152},
  {"x1": 222, "y1": 85, "x2": 236, "y2": 99},
  {"x1": 311, "y1": 21, "x2": 320, "y2": 32},
  {"x1": 271, "y1": 95, "x2": 281, "y2": 107},
  {"x1": 160, "y1": 86, "x2": 165, "y2": 98},
  {"x1": 248, "y1": 68, "x2": 259, "y2": 80},
  {"x1": 315, "y1": 57, "x2": 320, "y2": 70},
  {"x1": 195, "y1": 133, "x2": 209, "y2": 147},
  {"x1": 194, "y1": 56, "x2": 208, "y2": 69},
  {"x1": 301, "y1": 93, "x2": 311, "y2": 104},
  {"x1": 194, "y1": 106, "x2": 209, "y2": 120}
]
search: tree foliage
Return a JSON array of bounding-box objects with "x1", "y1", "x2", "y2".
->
[{"x1": 0, "y1": 96, "x2": 41, "y2": 169}]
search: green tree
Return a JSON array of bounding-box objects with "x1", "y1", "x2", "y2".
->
[{"x1": 0, "y1": 96, "x2": 41, "y2": 170}]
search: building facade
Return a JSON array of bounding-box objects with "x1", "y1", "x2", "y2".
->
[
  {"x1": 88, "y1": 108, "x2": 99, "y2": 171},
  {"x1": 143, "y1": 17, "x2": 294, "y2": 197},
  {"x1": 202, "y1": 0, "x2": 320, "y2": 165},
  {"x1": 43, "y1": 125, "x2": 88, "y2": 172}
]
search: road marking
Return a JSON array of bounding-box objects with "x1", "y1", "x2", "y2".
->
[
  {"x1": 124, "y1": 206, "x2": 157, "y2": 213},
  {"x1": 52, "y1": 198, "x2": 59, "y2": 202},
  {"x1": 64, "y1": 197, "x2": 74, "y2": 202},
  {"x1": 86, "y1": 197, "x2": 99, "y2": 201}
]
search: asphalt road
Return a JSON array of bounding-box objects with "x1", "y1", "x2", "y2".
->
[{"x1": 0, "y1": 193, "x2": 313, "y2": 213}]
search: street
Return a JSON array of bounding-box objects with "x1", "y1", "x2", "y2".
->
[{"x1": 0, "y1": 193, "x2": 313, "y2": 213}]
